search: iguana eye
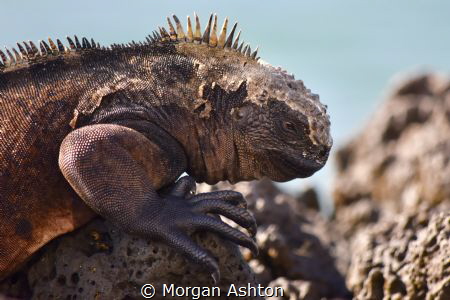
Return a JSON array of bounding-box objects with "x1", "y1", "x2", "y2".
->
[
  {"x1": 234, "y1": 109, "x2": 245, "y2": 120},
  {"x1": 232, "y1": 106, "x2": 250, "y2": 121},
  {"x1": 282, "y1": 121, "x2": 297, "y2": 133}
]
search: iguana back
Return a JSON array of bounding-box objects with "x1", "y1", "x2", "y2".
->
[
  {"x1": 0, "y1": 49, "x2": 99, "y2": 274},
  {"x1": 0, "y1": 40, "x2": 191, "y2": 275}
]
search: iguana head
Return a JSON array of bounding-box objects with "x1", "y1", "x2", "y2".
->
[
  {"x1": 230, "y1": 64, "x2": 332, "y2": 182},
  {"x1": 159, "y1": 13, "x2": 332, "y2": 182}
]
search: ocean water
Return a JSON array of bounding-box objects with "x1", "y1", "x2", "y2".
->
[{"x1": 2, "y1": 1, "x2": 450, "y2": 213}]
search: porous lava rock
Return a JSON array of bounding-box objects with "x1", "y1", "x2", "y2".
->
[
  {"x1": 348, "y1": 209, "x2": 449, "y2": 300},
  {"x1": 1, "y1": 178, "x2": 349, "y2": 300},
  {"x1": 332, "y1": 73, "x2": 450, "y2": 299},
  {"x1": 198, "y1": 179, "x2": 351, "y2": 299},
  {"x1": 2, "y1": 218, "x2": 260, "y2": 300},
  {"x1": 334, "y1": 73, "x2": 450, "y2": 213}
]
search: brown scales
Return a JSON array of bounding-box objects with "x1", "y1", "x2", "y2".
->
[{"x1": 0, "y1": 13, "x2": 258, "y2": 73}]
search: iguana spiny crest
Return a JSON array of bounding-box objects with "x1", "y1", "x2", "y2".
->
[{"x1": 0, "y1": 13, "x2": 256, "y2": 71}]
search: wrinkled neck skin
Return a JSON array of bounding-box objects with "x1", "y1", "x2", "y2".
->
[
  {"x1": 188, "y1": 122, "x2": 238, "y2": 185},
  {"x1": 168, "y1": 104, "x2": 256, "y2": 185}
]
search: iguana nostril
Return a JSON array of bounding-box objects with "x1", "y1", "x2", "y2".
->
[{"x1": 319, "y1": 146, "x2": 330, "y2": 159}]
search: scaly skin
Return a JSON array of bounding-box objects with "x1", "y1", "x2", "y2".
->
[{"x1": 0, "y1": 14, "x2": 332, "y2": 281}]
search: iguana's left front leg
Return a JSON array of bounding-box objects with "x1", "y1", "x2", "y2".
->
[{"x1": 58, "y1": 122, "x2": 257, "y2": 281}]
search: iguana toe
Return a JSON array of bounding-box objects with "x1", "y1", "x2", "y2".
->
[
  {"x1": 180, "y1": 213, "x2": 258, "y2": 256},
  {"x1": 191, "y1": 198, "x2": 257, "y2": 237},
  {"x1": 190, "y1": 190, "x2": 248, "y2": 209},
  {"x1": 164, "y1": 229, "x2": 220, "y2": 281}
]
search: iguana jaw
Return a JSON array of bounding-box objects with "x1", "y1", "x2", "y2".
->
[{"x1": 275, "y1": 151, "x2": 329, "y2": 181}]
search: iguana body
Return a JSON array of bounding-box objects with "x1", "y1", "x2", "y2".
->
[{"x1": 0, "y1": 14, "x2": 332, "y2": 281}]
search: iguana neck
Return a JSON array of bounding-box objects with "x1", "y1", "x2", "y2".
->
[{"x1": 180, "y1": 117, "x2": 241, "y2": 185}]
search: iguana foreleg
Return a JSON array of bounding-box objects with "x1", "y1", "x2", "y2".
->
[{"x1": 58, "y1": 123, "x2": 257, "y2": 280}]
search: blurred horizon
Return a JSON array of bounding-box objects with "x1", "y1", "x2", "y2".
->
[{"x1": 2, "y1": 1, "x2": 450, "y2": 214}]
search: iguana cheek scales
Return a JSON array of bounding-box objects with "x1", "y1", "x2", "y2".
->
[{"x1": 0, "y1": 13, "x2": 331, "y2": 280}]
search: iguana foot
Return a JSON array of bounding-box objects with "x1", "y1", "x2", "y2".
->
[
  {"x1": 59, "y1": 125, "x2": 257, "y2": 282},
  {"x1": 148, "y1": 176, "x2": 258, "y2": 282}
]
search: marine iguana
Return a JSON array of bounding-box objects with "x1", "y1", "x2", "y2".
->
[{"x1": 0, "y1": 13, "x2": 332, "y2": 281}]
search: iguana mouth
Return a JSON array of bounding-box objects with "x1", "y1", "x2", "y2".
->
[{"x1": 274, "y1": 152, "x2": 328, "y2": 180}]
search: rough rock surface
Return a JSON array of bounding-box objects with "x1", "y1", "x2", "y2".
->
[
  {"x1": 348, "y1": 210, "x2": 449, "y2": 300},
  {"x1": 334, "y1": 73, "x2": 450, "y2": 213},
  {"x1": 1, "y1": 179, "x2": 349, "y2": 300},
  {"x1": 2, "y1": 218, "x2": 260, "y2": 300},
  {"x1": 332, "y1": 73, "x2": 450, "y2": 299},
  {"x1": 198, "y1": 180, "x2": 351, "y2": 299}
]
